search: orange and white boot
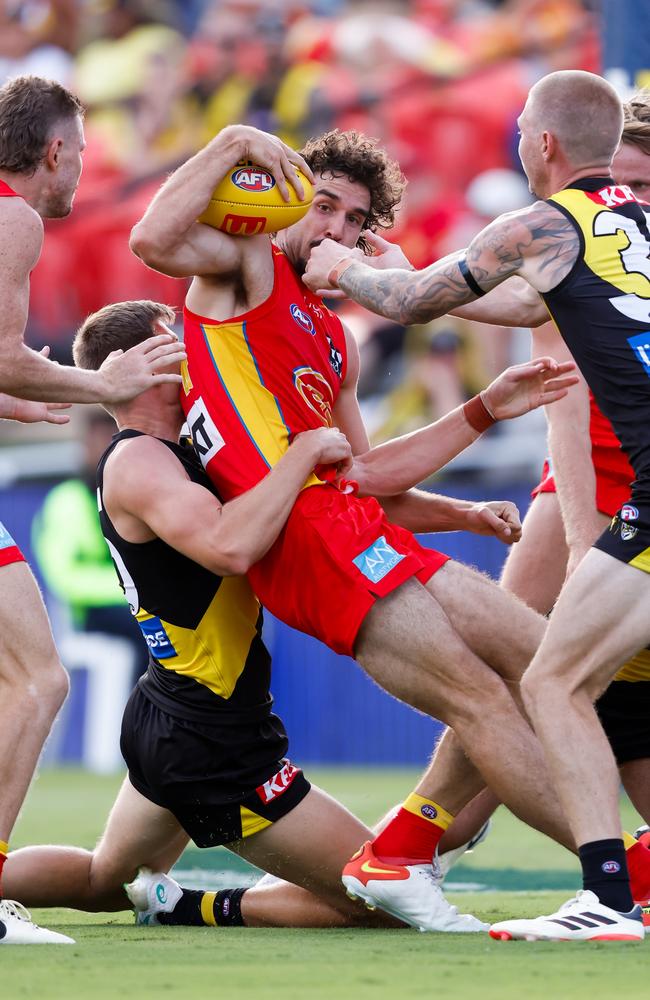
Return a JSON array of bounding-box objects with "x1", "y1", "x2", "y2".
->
[{"x1": 341, "y1": 841, "x2": 487, "y2": 933}]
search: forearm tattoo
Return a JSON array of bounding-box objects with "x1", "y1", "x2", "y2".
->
[{"x1": 337, "y1": 202, "x2": 579, "y2": 325}]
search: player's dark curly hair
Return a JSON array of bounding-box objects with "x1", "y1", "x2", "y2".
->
[
  {"x1": 0, "y1": 75, "x2": 84, "y2": 175},
  {"x1": 300, "y1": 130, "x2": 406, "y2": 253},
  {"x1": 623, "y1": 92, "x2": 650, "y2": 155}
]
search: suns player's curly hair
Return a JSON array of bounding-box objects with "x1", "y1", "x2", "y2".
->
[
  {"x1": 300, "y1": 130, "x2": 406, "y2": 253},
  {"x1": 622, "y1": 93, "x2": 650, "y2": 155}
]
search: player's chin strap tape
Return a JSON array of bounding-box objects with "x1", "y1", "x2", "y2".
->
[{"x1": 458, "y1": 257, "x2": 487, "y2": 298}]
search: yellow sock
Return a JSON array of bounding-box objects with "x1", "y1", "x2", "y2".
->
[
  {"x1": 402, "y1": 793, "x2": 454, "y2": 830},
  {"x1": 623, "y1": 831, "x2": 638, "y2": 850}
]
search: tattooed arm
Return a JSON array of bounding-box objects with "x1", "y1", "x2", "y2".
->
[{"x1": 304, "y1": 201, "x2": 579, "y2": 324}]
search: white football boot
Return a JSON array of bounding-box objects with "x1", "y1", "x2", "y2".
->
[
  {"x1": 125, "y1": 868, "x2": 182, "y2": 926},
  {"x1": 490, "y1": 890, "x2": 645, "y2": 942},
  {"x1": 342, "y1": 841, "x2": 488, "y2": 933},
  {"x1": 437, "y1": 819, "x2": 491, "y2": 879},
  {"x1": 0, "y1": 899, "x2": 74, "y2": 944}
]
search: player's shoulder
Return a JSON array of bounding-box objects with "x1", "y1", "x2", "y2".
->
[
  {"x1": 106, "y1": 434, "x2": 190, "y2": 491},
  {"x1": 0, "y1": 195, "x2": 44, "y2": 262}
]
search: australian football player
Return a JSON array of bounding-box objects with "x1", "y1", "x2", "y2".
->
[{"x1": 306, "y1": 71, "x2": 650, "y2": 941}]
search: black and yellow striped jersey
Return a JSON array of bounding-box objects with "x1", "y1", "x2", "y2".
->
[
  {"x1": 543, "y1": 176, "x2": 650, "y2": 501},
  {"x1": 96, "y1": 429, "x2": 272, "y2": 723}
]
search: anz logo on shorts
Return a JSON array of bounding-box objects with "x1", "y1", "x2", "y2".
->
[
  {"x1": 353, "y1": 536, "x2": 405, "y2": 584},
  {"x1": 138, "y1": 616, "x2": 177, "y2": 659}
]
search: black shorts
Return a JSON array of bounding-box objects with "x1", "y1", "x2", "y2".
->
[
  {"x1": 596, "y1": 680, "x2": 650, "y2": 765},
  {"x1": 594, "y1": 501, "x2": 650, "y2": 573},
  {"x1": 120, "y1": 685, "x2": 310, "y2": 847}
]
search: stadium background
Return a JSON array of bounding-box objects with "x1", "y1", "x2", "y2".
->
[{"x1": 0, "y1": 0, "x2": 648, "y2": 774}]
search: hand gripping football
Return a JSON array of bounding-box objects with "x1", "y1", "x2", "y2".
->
[{"x1": 198, "y1": 161, "x2": 314, "y2": 236}]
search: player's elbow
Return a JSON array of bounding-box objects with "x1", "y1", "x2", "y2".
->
[
  {"x1": 129, "y1": 223, "x2": 161, "y2": 265},
  {"x1": 206, "y1": 540, "x2": 254, "y2": 577}
]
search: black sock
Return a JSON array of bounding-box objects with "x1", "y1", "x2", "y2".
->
[
  {"x1": 578, "y1": 839, "x2": 634, "y2": 912},
  {"x1": 158, "y1": 887, "x2": 247, "y2": 927}
]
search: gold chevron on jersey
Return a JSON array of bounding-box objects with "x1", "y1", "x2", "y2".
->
[
  {"x1": 201, "y1": 320, "x2": 289, "y2": 470},
  {"x1": 136, "y1": 575, "x2": 260, "y2": 699}
]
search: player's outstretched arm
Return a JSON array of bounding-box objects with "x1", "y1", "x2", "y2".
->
[
  {"x1": 0, "y1": 205, "x2": 186, "y2": 404},
  {"x1": 351, "y1": 357, "x2": 578, "y2": 496},
  {"x1": 130, "y1": 124, "x2": 313, "y2": 278},
  {"x1": 304, "y1": 201, "x2": 579, "y2": 324},
  {"x1": 106, "y1": 428, "x2": 351, "y2": 576}
]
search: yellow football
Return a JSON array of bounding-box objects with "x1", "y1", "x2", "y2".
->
[{"x1": 198, "y1": 162, "x2": 314, "y2": 236}]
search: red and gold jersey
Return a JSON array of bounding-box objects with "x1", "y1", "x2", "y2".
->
[
  {"x1": 0, "y1": 180, "x2": 19, "y2": 198},
  {"x1": 181, "y1": 244, "x2": 347, "y2": 500}
]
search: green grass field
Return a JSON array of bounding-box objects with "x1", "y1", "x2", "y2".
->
[{"x1": 4, "y1": 767, "x2": 649, "y2": 1000}]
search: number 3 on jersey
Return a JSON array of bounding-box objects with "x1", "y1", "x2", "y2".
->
[{"x1": 593, "y1": 210, "x2": 650, "y2": 323}]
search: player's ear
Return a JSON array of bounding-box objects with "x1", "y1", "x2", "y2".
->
[{"x1": 44, "y1": 136, "x2": 63, "y2": 171}]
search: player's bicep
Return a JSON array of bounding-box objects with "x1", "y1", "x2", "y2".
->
[
  {"x1": 0, "y1": 207, "x2": 42, "y2": 349},
  {"x1": 130, "y1": 220, "x2": 243, "y2": 279},
  {"x1": 137, "y1": 479, "x2": 224, "y2": 567}
]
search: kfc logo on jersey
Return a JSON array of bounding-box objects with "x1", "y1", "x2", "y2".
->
[
  {"x1": 256, "y1": 761, "x2": 300, "y2": 803},
  {"x1": 293, "y1": 366, "x2": 334, "y2": 424},
  {"x1": 594, "y1": 184, "x2": 637, "y2": 208},
  {"x1": 290, "y1": 303, "x2": 315, "y2": 334},
  {"x1": 326, "y1": 334, "x2": 343, "y2": 377},
  {"x1": 620, "y1": 504, "x2": 639, "y2": 521},
  {"x1": 232, "y1": 168, "x2": 275, "y2": 193}
]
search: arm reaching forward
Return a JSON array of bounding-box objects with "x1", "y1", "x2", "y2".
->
[
  {"x1": 350, "y1": 356, "x2": 578, "y2": 496},
  {"x1": 0, "y1": 199, "x2": 186, "y2": 403},
  {"x1": 304, "y1": 200, "x2": 579, "y2": 324}
]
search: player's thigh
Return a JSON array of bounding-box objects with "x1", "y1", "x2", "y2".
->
[
  {"x1": 229, "y1": 785, "x2": 374, "y2": 912},
  {"x1": 424, "y1": 560, "x2": 545, "y2": 682},
  {"x1": 92, "y1": 776, "x2": 189, "y2": 888},
  {"x1": 0, "y1": 562, "x2": 60, "y2": 677},
  {"x1": 354, "y1": 577, "x2": 504, "y2": 720},
  {"x1": 500, "y1": 492, "x2": 568, "y2": 615},
  {"x1": 524, "y1": 549, "x2": 650, "y2": 700}
]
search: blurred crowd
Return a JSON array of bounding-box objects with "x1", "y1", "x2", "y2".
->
[{"x1": 1, "y1": 0, "x2": 601, "y2": 441}]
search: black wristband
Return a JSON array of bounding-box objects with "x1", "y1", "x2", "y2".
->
[{"x1": 458, "y1": 258, "x2": 486, "y2": 297}]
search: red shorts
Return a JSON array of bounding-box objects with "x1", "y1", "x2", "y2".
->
[
  {"x1": 531, "y1": 454, "x2": 633, "y2": 518},
  {"x1": 247, "y1": 485, "x2": 450, "y2": 657},
  {"x1": 0, "y1": 522, "x2": 24, "y2": 568}
]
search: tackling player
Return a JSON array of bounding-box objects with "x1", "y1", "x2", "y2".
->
[
  {"x1": 306, "y1": 71, "x2": 650, "y2": 941},
  {"x1": 0, "y1": 75, "x2": 185, "y2": 945},
  {"x1": 3, "y1": 299, "x2": 532, "y2": 931}
]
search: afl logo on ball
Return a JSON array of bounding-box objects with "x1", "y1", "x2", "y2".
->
[
  {"x1": 290, "y1": 303, "x2": 315, "y2": 334},
  {"x1": 232, "y1": 168, "x2": 275, "y2": 193}
]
